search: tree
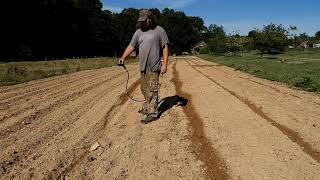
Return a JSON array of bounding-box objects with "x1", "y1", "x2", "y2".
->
[
  {"x1": 160, "y1": 8, "x2": 202, "y2": 54},
  {"x1": 207, "y1": 36, "x2": 226, "y2": 54},
  {"x1": 203, "y1": 24, "x2": 225, "y2": 40},
  {"x1": 248, "y1": 30, "x2": 258, "y2": 38},
  {"x1": 253, "y1": 23, "x2": 289, "y2": 57},
  {"x1": 0, "y1": 4, "x2": 206, "y2": 60},
  {"x1": 254, "y1": 31, "x2": 269, "y2": 57},
  {"x1": 112, "y1": 8, "x2": 139, "y2": 55},
  {"x1": 202, "y1": 24, "x2": 227, "y2": 54},
  {"x1": 315, "y1": 31, "x2": 320, "y2": 39},
  {"x1": 226, "y1": 36, "x2": 240, "y2": 56},
  {"x1": 237, "y1": 36, "x2": 251, "y2": 54},
  {"x1": 188, "y1": 16, "x2": 205, "y2": 32}
]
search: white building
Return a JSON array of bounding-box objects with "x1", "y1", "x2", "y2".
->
[{"x1": 313, "y1": 43, "x2": 320, "y2": 48}]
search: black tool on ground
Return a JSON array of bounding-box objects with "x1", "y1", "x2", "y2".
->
[{"x1": 117, "y1": 59, "x2": 145, "y2": 102}]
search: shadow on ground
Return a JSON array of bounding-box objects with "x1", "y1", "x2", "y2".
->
[
  {"x1": 141, "y1": 95, "x2": 188, "y2": 124},
  {"x1": 158, "y1": 95, "x2": 188, "y2": 117}
]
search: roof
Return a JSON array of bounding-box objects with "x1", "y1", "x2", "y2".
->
[{"x1": 192, "y1": 41, "x2": 207, "y2": 49}]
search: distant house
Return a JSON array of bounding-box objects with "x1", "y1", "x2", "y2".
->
[
  {"x1": 313, "y1": 42, "x2": 320, "y2": 48},
  {"x1": 288, "y1": 45, "x2": 295, "y2": 49},
  {"x1": 191, "y1": 41, "x2": 207, "y2": 54},
  {"x1": 313, "y1": 44, "x2": 320, "y2": 48}
]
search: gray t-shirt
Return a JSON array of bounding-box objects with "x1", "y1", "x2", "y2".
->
[{"x1": 130, "y1": 25, "x2": 169, "y2": 72}]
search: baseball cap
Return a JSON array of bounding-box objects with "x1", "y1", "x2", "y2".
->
[{"x1": 138, "y1": 9, "x2": 152, "y2": 22}]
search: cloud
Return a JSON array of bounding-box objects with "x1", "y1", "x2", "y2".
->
[
  {"x1": 155, "y1": 0, "x2": 195, "y2": 9},
  {"x1": 103, "y1": 5, "x2": 123, "y2": 13}
]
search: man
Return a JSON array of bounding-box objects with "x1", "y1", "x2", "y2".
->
[{"x1": 119, "y1": 9, "x2": 170, "y2": 124}]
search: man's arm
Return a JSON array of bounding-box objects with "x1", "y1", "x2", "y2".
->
[
  {"x1": 119, "y1": 45, "x2": 134, "y2": 64},
  {"x1": 161, "y1": 45, "x2": 169, "y2": 74},
  {"x1": 120, "y1": 30, "x2": 139, "y2": 64}
]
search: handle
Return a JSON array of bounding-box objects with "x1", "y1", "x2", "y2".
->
[{"x1": 118, "y1": 59, "x2": 127, "y2": 70}]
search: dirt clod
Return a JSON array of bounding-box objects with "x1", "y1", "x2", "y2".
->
[{"x1": 90, "y1": 142, "x2": 100, "y2": 152}]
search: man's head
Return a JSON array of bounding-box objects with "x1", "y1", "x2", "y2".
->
[
  {"x1": 138, "y1": 9, "x2": 156, "y2": 31},
  {"x1": 138, "y1": 9, "x2": 152, "y2": 22}
]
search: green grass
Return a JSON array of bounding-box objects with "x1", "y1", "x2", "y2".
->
[
  {"x1": 263, "y1": 48, "x2": 320, "y2": 62},
  {"x1": 197, "y1": 49, "x2": 320, "y2": 92},
  {"x1": 0, "y1": 57, "x2": 137, "y2": 86}
]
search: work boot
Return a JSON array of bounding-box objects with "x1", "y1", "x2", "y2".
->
[
  {"x1": 141, "y1": 113, "x2": 159, "y2": 124},
  {"x1": 138, "y1": 107, "x2": 148, "y2": 115}
]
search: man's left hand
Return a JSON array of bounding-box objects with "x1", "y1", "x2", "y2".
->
[{"x1": 161, "y1": 65, "x2": 167, "y2": 75}]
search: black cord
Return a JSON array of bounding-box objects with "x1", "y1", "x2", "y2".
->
[
  {"x1": 121, "y1": 65, "x2": 145, "y2": 102},
  {"x1": 119, "y1": 63, "x2": 162, "y2": 103}
]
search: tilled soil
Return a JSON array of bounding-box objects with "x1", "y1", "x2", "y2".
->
[{"x1": 0, "y1": 56, "x2": 319, "y2": 179}]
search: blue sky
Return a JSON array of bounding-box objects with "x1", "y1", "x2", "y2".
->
[{"x1": 101, "y1": 0, "x2": 320, "y2": 36}]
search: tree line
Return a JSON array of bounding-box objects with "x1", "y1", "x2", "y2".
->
[
  {"x1": 0, "y1": 0, "x2": 205, "y2": 61},
  {"x1": 202, "y1": 23, "x2": 320, "y2": 57},
  {"x1": 1, "y1": 0, "x2": 319, "y2": 61}
]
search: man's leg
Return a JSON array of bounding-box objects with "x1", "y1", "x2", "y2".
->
[
  {"x1": 139, "y1": 71, "x2": 148, "y2": 115},
  {"x1": 142, "y1": 71, "x2": 160, "y2": 123},
  {"x1": 148, "y1": 71, "x2": 160, "y2": 115}
]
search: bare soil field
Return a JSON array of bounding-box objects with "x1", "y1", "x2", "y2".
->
[{"x1": 1, "y1": 56, "x2": 319, "y2": 179}]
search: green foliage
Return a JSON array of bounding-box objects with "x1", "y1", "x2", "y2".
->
[
  {"x1": 202, "y1": 24, "x2": 225, "y2": 41},
  {"x1": 315, "y1": 31, "x2": 320, "y2": 39},
  {"x1": 188, "y1": 16, "x2": 206, "y2": 32},
  {"x1": 113, "y1": 8, "x2": 140, "y2": 53},
  {"x1": 6, "y1": 65, "x2": 28, "y2": 76},
  {"x1": 160, "y1": 8, "x2": 203, "y2": 54},
  {"x1": 203, "y1": 24, "x2": 227, "y2": 54},
  {"x1": 61, "y1": 64, "x2": 71, "y2": 74},
  {"x1": 248, "y1": 30, "x2": 258, "y2": 38},
  {"x1": 294, "y1": 77, "x2": 318, "y2": 92},
  {"x1": 226, "y1": 36, "x2": 251, "y2": 55},
  {"x1": 207, "y1": 36, "x2": 227, "y2": 54},
  {"x1": 0, "y1": 2, "x2": 204, "y2": 60},
  {"x1": 199, "y1": 47, "x2": 210, "y2": 54},
  {"x1": 226, "y1": 36, "x2": 240, "y2": 55},
  {"x1": 253, "y1": 23, "x2": 289, "y2": 57}
]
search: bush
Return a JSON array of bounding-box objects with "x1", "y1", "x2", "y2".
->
[
  {"x1": 207, "y1": 36, "x2": 227, "y2": 53},
  {"x1": 61, "y1": 64, "x2": 71, "y2": 74},
  {"x1": 294, "y1": 77, "x2": 318, "y2": 92},
  {"x1": 199, "y1": 47, "x2": 209, "y2": 54},
  {"x1": 6, "y1": 65, "x2": 27, "y2": 76}
]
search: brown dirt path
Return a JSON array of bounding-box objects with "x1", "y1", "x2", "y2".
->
[{"x1": 1, "y1": 56, "x2": 320, "y2": 179}]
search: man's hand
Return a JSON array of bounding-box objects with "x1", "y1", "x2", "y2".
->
[
  {"x1": 161, "y1": 64, "x2": 168, "y2": 75},
  {"x1": 118, "y1": 59, "x2": 124, "y2": 66},
  {"x1": 119, "y1": 45, "x2": 134, "y2": 66}
]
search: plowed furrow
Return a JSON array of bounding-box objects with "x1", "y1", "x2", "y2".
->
[
  {"x1": 0, "y1": 70, "x2": 126, "y2": 142},
  {"x1": 188, "y1": 61, "x2": 320, "y2": 163},
  {"x1": 0, "y1": 68, "x2": 134, "y2": 124},
  {"x1": 0, "y1": 68, "x2": 124, "y2": 109},
  {"x1": 0, "y1": 70, "x2": 97, "y2": 99},
  {"x1": 51, "y1": 79, "x2": 141, "y2": 179},
  {"x1": 172, "y1": 60, "x2": 230, "y2": 179}
]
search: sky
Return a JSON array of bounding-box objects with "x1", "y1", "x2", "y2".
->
[{"x1": 101, "y1": 0, "x2": 320, "y2": 36}]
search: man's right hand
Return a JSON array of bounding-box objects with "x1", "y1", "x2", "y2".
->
[
  {"x1": 161, "y1": 64, "x2": 168, "y2": 75},
  {"x1": 118, "y1": 59, "x2": 124, "y2": 66}
]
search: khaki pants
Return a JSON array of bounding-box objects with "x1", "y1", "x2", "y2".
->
[{"x1": 140, "y1": 71, "x2": 160, "y2": 115}]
